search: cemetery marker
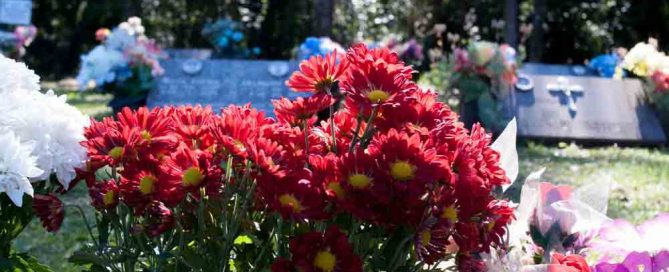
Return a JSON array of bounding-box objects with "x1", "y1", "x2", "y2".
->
[
  {"x1": 505, "y1": 64, "x2": 666, "y2": 145},
  {"x1": 147, "y1": 58, "x2": 305, "y2": 115}
]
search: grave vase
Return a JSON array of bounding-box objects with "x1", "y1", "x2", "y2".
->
[
  {"x1": 105, "y1": 65, "x2": 155, "y2": 113},
  {"x1": 458, "y1": 76, "x2": 514, "y2": 133}
]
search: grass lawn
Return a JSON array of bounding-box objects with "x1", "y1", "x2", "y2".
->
[{"x1": 13, "y1": 90, "x2": 669, "y2": 270}]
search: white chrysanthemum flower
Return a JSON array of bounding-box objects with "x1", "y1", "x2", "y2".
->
[
  {"x1": 0, "y1": 90, "x2": 89, "y2": 189},
  {"x1": 0, "y1": 131, "x2": 43, "y2": 207},
  {"x1": 0, "y1": 54, "x2": 40, "y2": 94}
]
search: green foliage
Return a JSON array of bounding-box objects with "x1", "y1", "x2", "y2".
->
[{"x1": 0, "y1": 251, "x2": 53, "y2": 272}]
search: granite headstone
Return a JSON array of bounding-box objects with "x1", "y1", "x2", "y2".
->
[
  {"x1": 147, "y1": 59, "x2": 305, "y2": 114},
  {"x1": 507, "y1": 64, "x2": 666, "y2": 144},
  {"x1": 0, "y1": 0, "x2": 32, "y2": 25}
]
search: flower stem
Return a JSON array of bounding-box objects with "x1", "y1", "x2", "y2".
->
[
  {"x1": 326, "y1": 89, "x2": 338, "y2": 154},
  {"x1": 358, "y1": 106, "x2": 379, "y2": 149},
  {"x1": 348, "y1": 115, "x2": 364, "y2": 153}
]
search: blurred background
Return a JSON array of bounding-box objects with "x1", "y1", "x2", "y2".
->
[{"x1": 19, "y1": 0, "x2": 669, "y2": 80}]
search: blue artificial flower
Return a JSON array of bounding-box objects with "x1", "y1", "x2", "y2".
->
[
  {"x1": 231, "y1": 31, "x2": 244, "y2": 42},
  {"x1": 224, "y1": 29, "x2": 233, "y2": 37},
  {"x1": 217, "y1": 37, "x2": 230, "y2": 48},
  {"x1": 588, "y1": 53, "x2": 621, "y2": 78},
  {"x1": 252, "y1": 47, "x2": 261, "y2": 55},
  {"x1": 299, "y1": 37, "x2": 323, "y2": 59}
]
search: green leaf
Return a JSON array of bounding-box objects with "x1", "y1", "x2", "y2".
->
[
  {"x1": 233, "y1": 235, "x2": 253, "y2": 245},
  {"x1": 0, "y1": 251, "x2": 54, "y2": 272}
]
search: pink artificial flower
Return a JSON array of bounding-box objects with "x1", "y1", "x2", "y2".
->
[
  {"x1": 651, "y1": 71, "x2": 669, "y2": 93},
  {"x1": 589, "y1": 213, "x2": 669, "y2": 263},
  {"x1": 594, "y1": 251, "x2": 669, "y2": 272},
  {"x1": 95, "y1": 28, "x2": 111, "y2": 42}
]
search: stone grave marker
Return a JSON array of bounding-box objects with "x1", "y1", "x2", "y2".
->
[
  {"x1": 507, "y1": 64, "x2": 666, "y2": 144},
  {"x1": 0, "y1": 0, "x2": 32, "y2": 25},
  {"x1": 147, "y1": 58, "x2": 305, "y2": 115},
  {"x1": 0, "y1": 0, "x2": 32, "y2": 48}
]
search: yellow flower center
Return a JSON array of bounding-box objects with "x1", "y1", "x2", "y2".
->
[
  {"x1": 420, "y1": 230, "x2": 432, "y2": 247},
  {"x1": 348, "y1": 174, "x2": 372, "y2": 189},
  {"x1": 441, "y1": 205, "x2": 458, "y2": 222},
  {"x1": 182, "y1": 167, "x2": 204, "y2": 187},
  {"x1": 638, "y1": 264, "x2": 646, "y2": 272},
  {"x1": 278, "y1": 194, "x2": 302, "y2": 212},
  {"x1": 313, "y1": 250, "x2": 337, "y2": 272},
  {"x1": 327, "y1": 182, "x2": 346, "y2": 198},
  {"x1": 109, "y1": 146, "x2": 123, "y2": 160},
  {"x1": 103, "y1": 191, "x2": 116, "y2": 206},
  {"x1": 140, "y1": 130, "x2": 152, "y2": 142},
  {"x1": 367, "y1": 89, "x2": 390, "y2": 103},
  {"x1": 315, "y1": 77, "x2": 335, "y2": 92},
  {"x1": 390, "y1": 161, "x2": 415, "y2": 181},
  {"x1": 139, "y1": 175, "x2": 156, "y2": 195}
]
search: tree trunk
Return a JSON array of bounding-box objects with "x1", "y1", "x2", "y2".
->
[
  {"x1": 504, "y1": 0, "x2": 518, "y2": 48},
  {"x1": 313, "y1": 0, "x2": 334, "y2": 36},
  {"x1": 529, "y1": 0, "x2": 547, "y2": 62}
]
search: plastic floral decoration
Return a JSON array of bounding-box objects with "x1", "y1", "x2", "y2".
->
[
  {"x1": 383, "y1": 36, "x2": 424, "y2": 68},
  {"x1": 0, "y1": 55, "x2": 88, "y2": 270},
  {"x1": 587, "y1": 50, "x2": 624, "y2": 78},
  {"x1": 0, "y1": 25, "x2": 37, "y2": 59},
  {"x1": 62, "y1": 43, "x2": 518, "y2": 271},
  {"x1": 297, "y1": 36, "x2": 345, "y2": 60},
  {"x1": 201, "y1": 18, "x2": 261, "y2": 59},
  {"x1": 434, "y1": 41, "x2": 518, "y2": 131},
  {"x1": 619, "y1": 41, "x2": 669, "y2": 132},
  {"x1": 76, "y1": 17, "x2": 165, "y2": 112}
]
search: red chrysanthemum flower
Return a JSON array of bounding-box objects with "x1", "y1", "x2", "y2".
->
[
  {"x1": 32, "y1": 194, "x2": 64, "y2": 233},
  {"x1": 119, "y1": 168, "x2": 182, "y2": 212},
  {"x1": 338, "y1": 129, "x2": 450, "y2": 226},
  {"x1": 144, "y1": 200, "x2": 174, "y2": 237},
  {"x1": 481, "y1": 199, "x2": 516, "y2": 250},
  {"x1": 89, "y1": 180, "x2": 119, "y2": 210},
  {"x1": 169, "y1": 105, "x2": 215, "y2": 149},
  {"x1": 452, "y1": 124, "x2": 509, "y2": 220},
  {"x1": 256, "y1": 168, "x2": 329, "y2": 221},
  {"x1": 211, "y1": 104, "x2": 274, "y2": 159},
  {"x1": 116, "y1": 107, "x2": 178, "y2": 160},
  {"x1": 309, "y1": 154, "x2": 345, "y2": 202},
  {"x1": 341, "y1": 44, "x2": 417, "y2": 118},
  {"x1": 273, "y1": 93, "x2": 335, "y2": 126},
  {"x1": 414, "y1": 217, "x2": 454, "y2": 264},
  {"x1": 248, "y1": 137, "x2": 287, "y2": 179},
  {"x1": 316, "y1": 111, "x2": 365, "y2": 153},
  {"x1": 456, "y1": 254, "x2": 486, "y2": 272},
  {"x1": 271, "y1": 226, "x2": 362, "y2": 272},
  {"x1": 160, "y1": 144, "x2": 221, "y2": 201},
  {"x1": 260, "y1": 123, "x2": 328, "y2": 167},
  {"x1": 378, "y1": 88, "x2": 454, "y2": 134},
  {"x1": 286, "y1": 51, "x2": 349, "y2": 94},
  {"x1": 82, "y1": 116, "x2": 140, "y2": 167}
]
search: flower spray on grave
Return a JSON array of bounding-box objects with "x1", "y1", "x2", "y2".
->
[
  {"x1": 70, "y1": 43, "x2": 516, "y2": 271},
  {"x1": 0, "y1": 25, "x2": 37, "y2": 60},
  {"x1": 76, "y1": 17, "x2": 165, "y2": 113},
  {"x1": 619, "y1": 40, "x2": 669, "y2": 135},
  {"x1": 440, "y1": 41, "x2": 518, "y2": 132},
  {"x1": 0, "y1": 55, "x2": 89, "y2": 270},
  {"x1": 201, "y1": 18, "x2": 261, "y2": 59}
]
